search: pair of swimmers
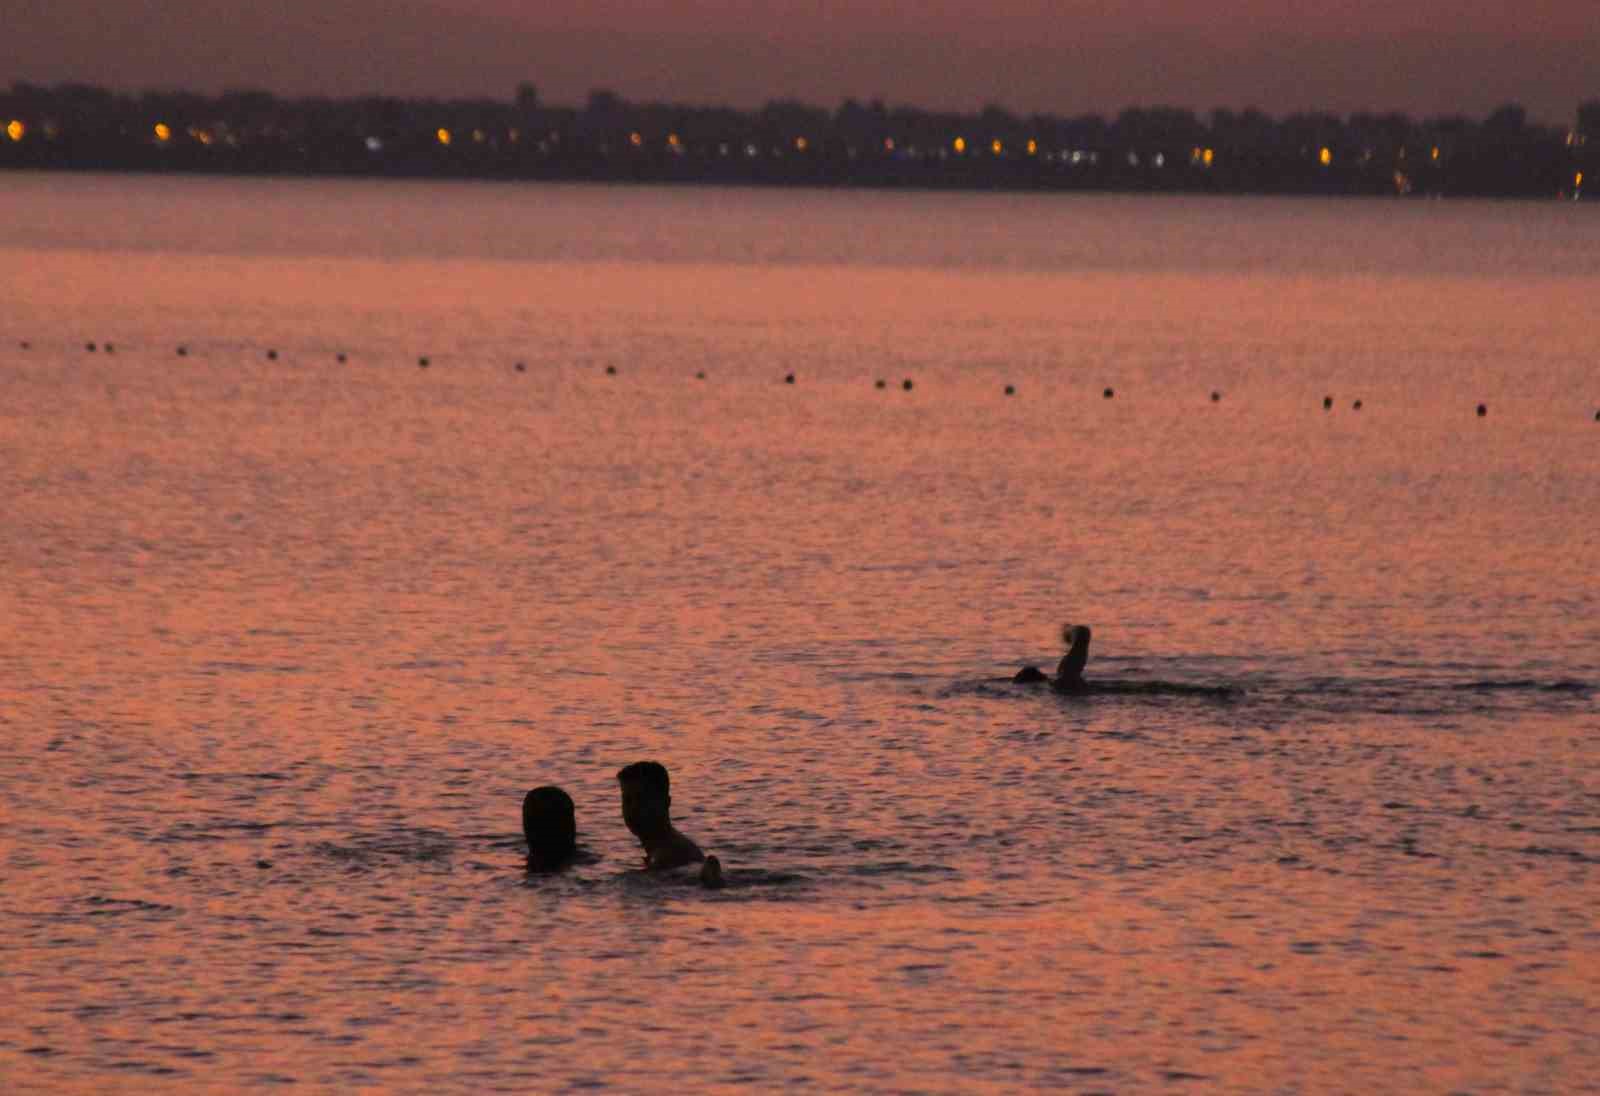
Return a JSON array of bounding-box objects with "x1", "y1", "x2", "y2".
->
[
  {"x1": 1013, "y1": 624, "x2": 1092, "y2": 692},
  {"x1": 522, "y1": 760, "x2": 724, "y2": 888}
]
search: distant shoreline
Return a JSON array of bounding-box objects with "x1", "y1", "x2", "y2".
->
[{"x1": 4, "y1": 84, "x2": 1595, "y2": 200}]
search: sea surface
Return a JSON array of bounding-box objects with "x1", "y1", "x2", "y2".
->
[{"x1": 2, "y1": 175, "x2": 1597, "y2": 1093}]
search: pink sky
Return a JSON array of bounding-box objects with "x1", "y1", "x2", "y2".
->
[{"x1": 4, "y1": 0, "x2": 1596, "y2": 121}]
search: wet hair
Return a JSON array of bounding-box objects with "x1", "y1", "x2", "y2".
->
[
  {"x1": 616, "y1": 760, "x2": 670, "y2": 797},
  {"x1": 522, "y1": 786, "x2": 577, "y2": 864}
]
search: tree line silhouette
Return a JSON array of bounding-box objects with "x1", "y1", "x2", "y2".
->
[{"x1": 3, "y1": 82, "x2": 1595, "y2": 198}]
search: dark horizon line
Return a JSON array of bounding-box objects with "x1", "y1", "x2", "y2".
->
[
  {"x1": 8, "y1": 78, "x2": 1600, "y2": 130},
  {"x1": 4, "y1": 80, "x2": 1596, "y2": 201}
]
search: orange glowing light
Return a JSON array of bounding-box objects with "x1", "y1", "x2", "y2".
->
[
  {"x1": 436, "y1": 128, "x2": 452, "y2": 146},
  {"x1": 1430, "y1": 146, "x2": 1440, "y2": 161},
  {"x1": 1319, "y1": 147, "x2": 1332, "y2": 166},
  {"x1": 1027, "y1": 139, "x2": 1038, "y2": 155},
  {"x1": 667, "y1": 133, "x2": 681, "y2": 148},
  {"x1": 154, "y1": 123, "x2": 172, "y2": 142},
  {"x1": 990, "y1": 139, "x2": 1003, "y2": 154},
  {"x1": 1577, "y1": 172, "x2": 1585, "y2": 189},
  {"x1": 629, "y1": 131, "x2": 642, "y2": 147},
  {"x1": 1203, "y1": 148, "x2": 1215, "y2": 167},
  {"x1": 6, "y1": 120, "x2": 23, "y2": 142},
  {"x1": 953, "y1": 137, "x2": 966, "y2": 153},
  {"x1": 795, "y1": 136, "x2": 808, "y2": 151},
  {"x1": 884, "y1": 138, "x2": 895, "y2": 151}
]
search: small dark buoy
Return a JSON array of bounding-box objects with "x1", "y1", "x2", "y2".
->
[
  {"x1": 1476, "y1": 403, "x2": 1487, "y2": 417},
  {"x1": 1210, "y1": 390, "x2": 1221, "y2": 402},
  {"x1": 695, "y1": 370, "x2": 705, "y2": 379},
  {"x1": 514, "y1": 362, "x2": 526, "y2": 372},
  {"x1": 902, "y1": 378, "x2": 914, "y2": 391},
  {"x1": 605, "y1": 365, "x2": 616, "y2": 375},
  {"x1": 266, "y1": 349, "x2": 278, "y2": 361},
  {"x1": 86, "y1": 342, "x2": 98, "y2": 352},
  {"x1": 104, "y1": 342, "x2": 116, "y2": 354},
  {"x1": 1004, "y1": 384, "x2": 1015, "y2": 396},
  {"x1": 1103, "y1": 387, "x2": 1114, "y2": 399},
  {"x1": 784, "y1": 373, "x2": 795, "y2": 384},
  {"x1": 1323, "y1": 395, "x2": 1333, "y2": 410},
  {"x1": 336, "y1": 352, "x2": 347, "y2": 364},
  {"x1": 1352, "y1": 399, "x2": 1363, "y2": 411},
  {"x1": 18, "y1": 341, "x2": 29, "y2": 350},
  {"x1": 176, "y1": 345, "x2": 188, "y2": 357},
  {"x1": 255, "y1": 859, "x2": 272, "y2": 869},
  {"x1": 875, "y1": 379, "x2": 886, "y2": 389},
  {"x1": 418, "y1": 356, "x2": 430, "y2": 368},
  {"x1": 1594, "y1": 409, "x2": 1599, "y2": 422}
]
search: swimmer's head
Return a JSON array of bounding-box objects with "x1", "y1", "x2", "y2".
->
[
  {"x1": 617, "y1": 760, "x2": 672, "y2": 839},
  {"x1": 522, "y1": 786, "x2": 577, "y2": 869}
]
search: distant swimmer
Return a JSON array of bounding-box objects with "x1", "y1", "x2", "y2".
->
[
  {"x1": 1014, "y1": 624, "x2": 1093, "y2": 693},
  {"x1": 616, "y1": 761, "x2": 724, "y2": 888},
  {"x1": 522, "y1": 785, "x2": 579, "y2": 872}
]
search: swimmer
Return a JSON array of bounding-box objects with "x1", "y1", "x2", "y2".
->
[
  {"x1": 616, "y1": 761, "x2": 724, "y2": 888},
  {"x1": 522, "y1": 785, "x2": 579, "y2": 872},
  {"x1": 1013, "y1": 624, "x2": 1092, "y2": 693}
]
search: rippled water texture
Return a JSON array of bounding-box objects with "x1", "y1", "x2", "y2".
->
[{"x1": 3, "y1": 177, "x2": 1598, "y2": 1092}]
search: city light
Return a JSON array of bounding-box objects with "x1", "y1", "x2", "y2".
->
[
  {"x1": 1319, "y1": 147, "x2": 1333, "y2": 166},
  {"x1": 1431, "y1": 146, "x2": 1440, "y2": 161},
  {"x1": 1026, "y1": 139, "x2": 1038, "y2": 156},
  {"x1": 154, "y1": 123, "x2": 172, "y2": 142},
  {"x1": 991, "y1": 139, "x2": 1002, "y2": 154},
  {"x1": 436, "y1": 128, "x2": 452, "y2": 146},
  {"x1": 795, "y1": 136, "x2": 808, "y2": 151},
  {"x1": 953, "y1": 136, "x2": 966, "y2": 153},
  {"x1": 6, "y1": 119, "x2": 23, "y2": 142},
  {"x1": 883, "y1": 138, "x2": 895, "y2": 151},
  {"x1": 629, "y1": 131, "x2": 642, "y2": 147}
]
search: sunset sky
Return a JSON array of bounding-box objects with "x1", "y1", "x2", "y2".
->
[{"x1": 5, "y1": 0, "x2": 1596, "y2": 122}]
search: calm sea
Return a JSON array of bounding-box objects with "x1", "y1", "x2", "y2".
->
[{"x1": 2, "y1": 175, "x2": 1597, "y2": 1093}]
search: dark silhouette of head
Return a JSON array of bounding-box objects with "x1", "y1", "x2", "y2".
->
[
  {"x1": 617, "y1": 760, "x2": 672, "y2": 840},
  {"x1": 522, "y1": 786, "x2": 577, "y2": 870}
]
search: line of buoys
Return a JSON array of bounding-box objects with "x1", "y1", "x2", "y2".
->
[{"x1": 28, "y1": 341, "x2": 1590, "y2": 425}]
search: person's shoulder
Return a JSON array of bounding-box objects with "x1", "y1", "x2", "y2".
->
[{"x1": 647, "y1": 829, "x2": 705, "y2": 870}]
